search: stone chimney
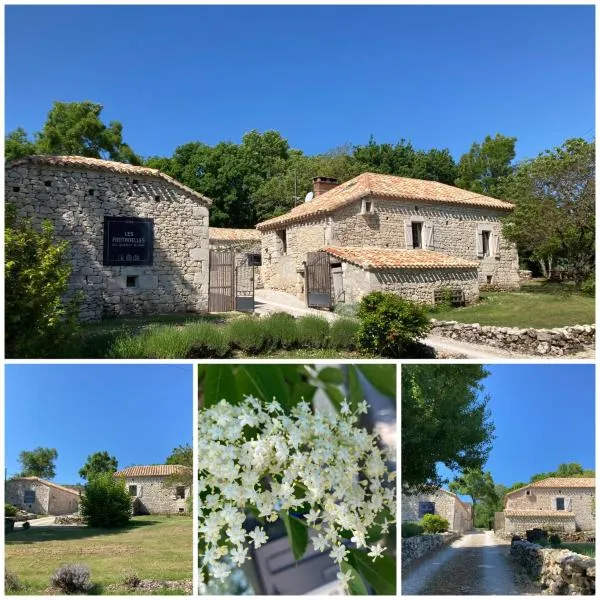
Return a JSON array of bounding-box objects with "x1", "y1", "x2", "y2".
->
[{"x1": 312, "y1": 176, "x2": 339, "y2": 197}]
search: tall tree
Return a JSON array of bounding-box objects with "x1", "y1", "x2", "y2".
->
[
  {"x1": 5, "y1": 127, "x2": 37, "y2": 161},
  {"x1": 402, "y1": 365, "x2": 495, "y2": 490},
  {"x1": 165, "y1": 444, "x2": 192, "y2": 467},
  {"x1": 79, "y1": 451, "x2": 118, "y2": 481},
  {"x1": 449, "y1": 468, "x2": 497, "y2": 523},
  {"x1": 18, "y1": 447, "x2": 58, "y2": 479},
  {"x1": 455, "y1": 133, "x2": 516, "y2": 195}
]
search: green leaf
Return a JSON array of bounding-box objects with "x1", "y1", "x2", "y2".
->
[
  {"x1": 356, "y1": 365, "x2": 396, "y2": 399},
  {"x1": 236, "y1": 365, "x2": 291, "y2": 410},
  {"x1": 280, "y1": 511, "x2": 309, "y2": 561},
  {"x1": 324, "y1": 384, "x2": 346, "y2": 412},
  {"x1": 317, "y1": 367, "x2": 344, "y2": 385},
  {"x1": 348, "y1": 366, "x2": 363, "y2": 408},
  {"x1": 202, "y1": 365, "x2": 238, "y2": 408},
  {"x1": 348, "y1": 549, "x2": 396, "y2": 595},
  {"x1": 341, "y1": 561, "x2": 368, "y2": 595}
]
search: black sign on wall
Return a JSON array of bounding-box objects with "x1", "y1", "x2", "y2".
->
[{"x1": 103, "y1": 217, "x2": 154, "y2": 266}]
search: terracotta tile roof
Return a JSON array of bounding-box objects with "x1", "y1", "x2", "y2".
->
[
  {"x1": 505, "y1": 510, "x2": 576, "y2": 518},
  {"x1": 256, "y1": 172, "x2": 514, "y2": 230},
  {"x1": 14, "y1": 477, "x2": 80, "y2": 496},
  {"x1": 505, "y1": 477, "x2": 596, "y2": 499},
  {"x1": 324, "y1": 247, "x2": 479, "y2": 270},
  {"x1": 114, "y1": 465, "x2": 191, "y2": 478},
  {"x1": 209, "y1": 227, "x2": 261, "y2": 242},
  {"x1": 6, "y1": 155, "x2": 212, "y2": 206}
]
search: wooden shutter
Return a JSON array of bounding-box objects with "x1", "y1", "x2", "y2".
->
[
  {"x1": 424, "y1": 222, "x2": 434, "y2": 250},
  {"x1": 139, "y1": 485, "x2": 143, "y2": 497},
  {"x1": 493, "y1": 231, "x2": 501, "y2": 257},
  {"x1": 567, "y1": 497, "x2": 572, "y2": 511},
  {"x1": 475, "y1": 226, "x2": 484, "y2": 258},
  {"x1": 404, "y1": 220, "x2": 413, "y2": 249}
]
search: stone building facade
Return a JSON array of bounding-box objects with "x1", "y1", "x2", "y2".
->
[
  {"x1": 114, "y1": 465, "x2": 191, "y2": 515},
  {"x1": 209, "y1": 227, "x2": 263, "y2": 288},
  {"x1": 502, "y1": 477, "x2": 595, "y2": 534},
  {"x1": 257, "y1": 173, "x2": 520, "y2": 306},
  {"x1": 5, "y1": 155, "x2": 212, "y2": 322},
  {"x1": 5, "y1": 477, "x2": 80, "y2": 515},
  {"x1": 402, "y1": 489, "x2": 473, "y2": 533}
]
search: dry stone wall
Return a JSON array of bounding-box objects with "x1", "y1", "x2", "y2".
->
[
  {"x1": 402, "y1": 532, "x2": 460, "y2": 567},
  {"x1": 430, "y1": 320, "x2": 595, "y2": 356},
  {"x1": 5, "y1": 160, "x2": 210, "y2": 322},
  {"x1": 510, "y1": 539, "x2": 595, "y2": 595}
]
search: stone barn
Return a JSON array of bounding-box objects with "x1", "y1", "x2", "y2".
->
[
  {"x1": 402, "y1": 488, "x2": 473, "y2": 533},
  {"x1": 256, "y1": 173, "x2": 520, "y2": 308},
  {"x1": 114, "y1": 465, "x2": 192, "y2": 515},
  {"x1": 5, "y1": 477, "x2": 80, "y2": 515},
  {"x1": 5, "y1": 155, "x2": 212, "y2": 322}
]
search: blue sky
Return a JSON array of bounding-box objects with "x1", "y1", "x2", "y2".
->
[
  {"x1": 5, "y1": 5, "x2": 594, "y2": 162},
  {"x1": 4, "y1": 364, "x2": 193, "y2": 484},
  {"x1": 438, "y1": 364, "x2": 595, "y2": 491}
]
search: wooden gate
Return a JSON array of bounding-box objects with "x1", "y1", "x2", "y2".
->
[
  {"x1": 305, "y1": 251, "x2": 333, "y2": 309},
  {"x1": 208, "y1": 250, "x2": 235, "y2": 312}
]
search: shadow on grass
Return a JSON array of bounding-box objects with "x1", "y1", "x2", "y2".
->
[
  {"x1": 6, "y1": 519, "x2": 163, "y2": 545},
  {"x1": 519, "y1": 280, "x2": 578, "y2": 296}
]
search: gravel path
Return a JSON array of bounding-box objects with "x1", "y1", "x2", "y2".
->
[{"x1": 402, "y1": 531, "x2": 539, "y2": 595}]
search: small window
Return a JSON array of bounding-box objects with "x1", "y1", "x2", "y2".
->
[
  {"x1": 276, "y1": 230, "x2": 287, "y2": 255},
  {"x1": 44, "y1": 181, "x2": 52, "y2": 187},
  {"x1": 526, "y1": 490, "x2": 531, "y2": 496},
  {"x1": 556, "y1": 497, "x2": 565, "y2": 510},
  {"x1": 412, "y1": 222, "x2": 423, "y2": 249},
  {"x1": 88, "y1": 189, "x2": 95, "y2": 196},
  {"x1": 13, "y1": 186, "x2": 20, "y2": 192},
  {"x1": 247, "y1": 253, "x2": 262, "y2": 267},
  {"x1": 24, "y1": 490, "x2": 35, "y2": 504},
  {"x1": 128, "y1": 485, "x2": 138, "y2": 496},
  {"x1": 179, "y1": 507, "x2": 185, "y2": 513},
  {"x1": 176, "y1": 486, "x2": 186, "y2": 499},
  {"x1": 482, "y1": 231, "x2": 491, "y2": 256},
  {"x1": 418, "y1": 501, "x2": 435, "y2": 518},
  {"x1": 361, "y1": 199, "x2": 374, "y2": 214},
  {"x1": 126, "y1": 276, "x2": 138, "y2": 288},
  {"x1": 486, "y1": 275, "x2": 493, "y2": 284}
]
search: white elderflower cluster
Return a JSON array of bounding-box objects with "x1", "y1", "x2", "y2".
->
[{"x1": 198, "y1": 396, "x2": 396, "y2": 590}]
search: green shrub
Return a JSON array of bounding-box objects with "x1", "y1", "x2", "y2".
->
[
  {"x1": 51, "y1": 564, "x2": 93, "y2": 594},
  {"x1": 581, "y1": 276, "x2": 595, "y2": 297},
  {"x1": 549, "y1": 533, "x2": 562, "y2": 548},
  {"x1": 184, "y1": 323, "x2": 230, "y2": 358},
  {"x1": 401, "y1": 522, "x2": 424, "y2": 538},
  {"x1": 329, "y1": 318, "x2": 360, "y2": 350},
  {"x1": 261, "y1": 312, "x2": 299, "y2": 349},
  {"x1": 80, "y1": 472, "x2": 131, "y2": 528},
  {"x1": 5, "y1": 570, "x2": 22, "y2": 593},
  {"x1": 22, "y1": 521, "x2": 30, "y2": 530},
  {"x1": 227, "y1": 317, "x2": 270, "y2": 355},
  {"x1": 5, "y1": 503, "x2": 18, "y2": 517},
  {"x1": 5, "y1": 204, "x2": 81, "y2": 358},
  {"x1": 356, "y1": 291, "x2": 430, "y2": 357},
  {"x1": 420, "y1": 513, "x2": 449, "y2": 533},
  {"x1": 296, "y1": 316, "x2": 331, "y2": 348}
]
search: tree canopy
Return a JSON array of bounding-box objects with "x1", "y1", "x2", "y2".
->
[
  {"x1": 78, "y1": 451, "x2": 118, "y2": 481},
  {"x1": 18, "y1": 447, "x2": 58, "y2": 479},
  {"x1": 165, "y1": 444, "x2": 192, "y2": 467}
]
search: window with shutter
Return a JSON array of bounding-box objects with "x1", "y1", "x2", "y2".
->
[
  {"x1": 476, "y1": 227, "x2": 484, "y2": 257},
  {"x1": 556, "y1": 497, "x2": 565, "y2": 510},
  {"x1": 423, "y1": 222, "x2": 434, "y2": 250},
  {"x1": 404, "y1": 220, "x2": 414, "y2": 249},
  {"x1": 481, "y1": 231, "x2": 491, "y2": 256},
  {"x1": 411, "y1": 222, "x2": 423, "y2": 249}
]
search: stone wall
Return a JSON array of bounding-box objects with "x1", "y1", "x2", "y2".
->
[
  {"x1": 505, "y1": 515, "x2": 577, "y2": 535},
  {"x1": 430, "y1": 320, "x2": 595, "y2": 356},
  {"x1": 401, "y1": 532, "x2": 460, "y2": 567},
  {"x1": 125, "y1": 476, "x2": 189, "y2": 514},
  {"x1": 510, "y1": 539, "x2": 595, "y2": 595},
  {"x1": 6, "y1": 158, "x2": 210, "y2": 322},
  {"x1": 5, "y1": 479, "x2": 79, "y2": 515}
]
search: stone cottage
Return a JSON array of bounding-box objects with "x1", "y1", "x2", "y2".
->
[
  {"x1": 5, "y1": 155, "x2": 212, "y2": 322},
  {"x1": 501, "y1": 477, "x2": 595, "y2": 534},
  {"x1": 256, "y1": 173, "x2": 520, "y2": 307},
  {"x1": 114, "y1": 465, "x2": 191, "y2": 515},
  {"x1": 402, "y1": 489, "x2": 473, "y2": 532},
  {"x1": 5, "y1": 477, "x2": 80, "y2": 515}
]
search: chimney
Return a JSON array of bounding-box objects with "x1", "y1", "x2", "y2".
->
[{"x1": 312, "y1": 176, "x2": 339, "y2": 197}]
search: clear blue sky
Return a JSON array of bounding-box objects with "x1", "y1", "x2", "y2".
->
[
  {"x1": 4, "y1": 364, "x2": 193, "y2": 484},
  {"x1": 5, "y1": 5, "x2": 594, "y2": 162},
  {"x1": 439, "y1": 364, "x2": 595, "y2": 491}
]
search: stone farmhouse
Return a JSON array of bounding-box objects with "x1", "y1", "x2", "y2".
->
[
  {"x1": 402, "y1": 489, "x2": 473, "y2": 532},
  {"x1": 256, "y1": 173, "x2": 520, "y2": 308},
  {"x1": 5, "y1": 155, "x2": 212, "y2": 322},
  {"x1": 5, "y1": 477, "x2": 80, "y2": 515},
  {"x1": 114, "y1": 465, "x2": 192, "y2": 515},
  {"x1": 500, "y1": 477, "x2": 595, "y2": 534}
]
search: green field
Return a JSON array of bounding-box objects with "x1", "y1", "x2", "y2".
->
[
  {"x1": 561, "y1": 542, "x2": 596, "y2": 558},
  {"x1": 5, "y1": 516, "x2": 192, "y2": 595},
  {"x1": 429, "y1": 281, "x2": 595, "y2": 328}
]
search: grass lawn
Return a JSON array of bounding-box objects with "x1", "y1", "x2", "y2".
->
[
  {"x1": 429, "y1": 280, "x2": 595, "y2": 328},
  {"x1": 5, "y1": 516, "x2": 192, "y2": 595},
  {"x1": 561, "y1": 542, "x2": 596, "y2": 558}
]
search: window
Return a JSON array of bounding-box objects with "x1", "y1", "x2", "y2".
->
[
  {"x1": 526, "y1": 490, "x2": 531, "y2": 496},
  {"x1": 418, "y1": 501, "x2": 435, "y2": 518},
  {"x1": 276, "y1": 230, "x2": 287, "y2": 255},
  {"x1": 412, "y1": 222, "x2": 423, "y2": 249},
  {"x1": 24, "y1": 490, "x2": 35, "y2": 504},
  {"x1": 556, "y1": 497, "x2": 565, "y2": 511},
  {"x1": 361, "y1": 199, "x2": 374, "y2": 214},
  {"x1": 126, "y1": 275, "x2": 138, "y2": 288},
  {"x1": 482, "y1": 231, "x2": 491, "y2": 256},
  {"x1": 128, "y1": 485, "x2": 138, "y2": 496},
  {"x1": 176, "y1": 486, "x2": 186, "y2": 499}
]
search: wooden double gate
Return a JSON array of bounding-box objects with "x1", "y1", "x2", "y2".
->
[
  {"x1": 208, "y1": 250, "x2": 254, "y2": 313},
  {"x1": 305, "y1": 251, "x2": 333, "y2": 309}
]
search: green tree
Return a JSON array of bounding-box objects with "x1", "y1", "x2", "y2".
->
[
  {"x1": 5, "y1": 127, "x2": 37, "y2": 161},
  {"x1": 5, "y1": 204, "x2": 80, "y2": 358},
  {"x1": 501, "y1": 138, "x2": 594, "y2": 282},
  {"x1": 80, "y1": 472, "x2": 132, "y2": 528},
  {"x1": 78, "y1": 451, "x2": 118, "y2": 481},
  {"x1": 18, "y1": 447, "x2": 58, "y2": 479},
  {"x1": 449, "y1": 469, "x2": 497, "y2": 527},
  {"x1": 402, "y1": 365, "x2": 495, "y2": 490},
  {"x1": 456, "y1": 133, "x2": 516, "y2": 195},
  {"x1": 165, "y1": 444, "x2": 192, "y2": 467}
]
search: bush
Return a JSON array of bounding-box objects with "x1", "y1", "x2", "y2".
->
[
  {"x1": 5, "y1": 570, "x2": 22, "y2": 593},
  {"x1": 51, "y1": 564, "x2": 93, "y2": 595},
  {"x1": 356, "y1": 291, "x2": 430, "y2": 358},
  {"x1": 401, "y1": 522, "x2": 424, "y2": 538},
  {"x1": 227, "y1": 317, "x2": 270, "y2": 355},
  {"x1": 184, "y1": 323, "x2": 230, "y2": 358},
  {"x1": 5, "y1": 204, "x2": 81, "y2": 358},
  {"x1": 420, "y1": 513, "x2": 449, "y2": 533},
  {"x1": 122, "y1": 571, "x2": 141, "y2": 589},
  {"x1": 329, "y1": 318, "x2": 360, "y2": 350},
  {"x1": 549, "y1": 533, "x2": 562, "y2": 548},
  {"x1": 22, "y1": 521, "x2": 30, "y2": 530},
  {"x1": 5, "y1": 503, "x2": 17, "y2": 517},
  {"x1": 296, "y1": 316, "x2": 331, "y2": 348},
  {"x1": 581, "y1": 276, "x2": 595, "y2": 297},
  {"x1": 261, "y1": 312, "x2": 299, "y2": 349},
  {"x1": 80, "y1": 472, "x2": 131, "y2": 528}
]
